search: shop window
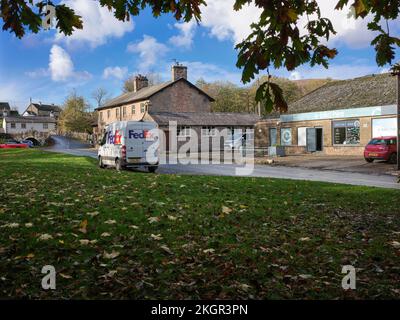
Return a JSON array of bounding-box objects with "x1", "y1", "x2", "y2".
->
[
  {"x1": 202, "y1": 126, "x2": 216, "y2": 137},
  {"x1": 333, "y1": 120, "x2": 360, "y2": 145},
  {"x1": 177, "y1": 126, "x2": 191, "y2": 137}
]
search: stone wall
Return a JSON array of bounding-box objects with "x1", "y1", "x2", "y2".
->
[{"x1": 150, "y1": 81, "x2": 211, "y2": 113}]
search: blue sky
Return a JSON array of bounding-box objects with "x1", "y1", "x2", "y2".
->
[{"x1": 0, "y1": 0, "x2": 399, "y2": 112}]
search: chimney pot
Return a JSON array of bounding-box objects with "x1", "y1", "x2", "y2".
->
[{"x1": 172, "y1": 64, "x2": 187, "y2": 81}]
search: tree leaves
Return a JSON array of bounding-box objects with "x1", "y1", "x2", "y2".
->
[{"x1": 255, "y1": 80, "x2": 288, "y2": 113}]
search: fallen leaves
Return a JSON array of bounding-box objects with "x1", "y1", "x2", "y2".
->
[
  {"x1": 148, "y1": 217, "x2": 160, "y2": 224},
  {"x1": 104, "y1": 220, "x2": 117, "y2": 225},
  {"x1": 150, "y1": 234, "x2": 163, "y2": 241},
  {"x1": 390, "y1": 241, "x2": 400, "y2": 249},
  {"x1": 78, "y1": 219, "x2": 88, "y2": 234},
  {"x1": 38, "y1": 233, "x2": 53, "y2": 241},
  {"x1": 103, "y1": 251, "x2": 120, "y2": 259},
  {"x1": 160, "y1": 245, "x2": 174, "y2": 255},
  {"x1": 87, "y1": 211, "x2": 99, "y2": 217}
]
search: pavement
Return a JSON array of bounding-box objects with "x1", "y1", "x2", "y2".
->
[{"x1": 44, "y1": 135, "x2": 400, "y2": 190}]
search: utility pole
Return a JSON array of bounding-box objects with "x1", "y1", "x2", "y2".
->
[{"x1": 397, "y1": 72, "x2": 400, "y2": 170}]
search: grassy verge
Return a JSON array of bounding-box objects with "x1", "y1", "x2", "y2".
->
[{"x1": 1, "y1": 149, "x2": 400, "y2": 299}]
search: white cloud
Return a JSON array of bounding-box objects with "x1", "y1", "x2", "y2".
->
[
  {"x1": 200, "y1": 1, "x2": 260, "y2": 44},
  {"x1": 25, "y1": 68, "x2": 50, "y2": 78},
  {"x1": 169, "y1": 20, "x2": 197, "y2": 49},
  {"x1": 49, "y1": 44, "x2": 92, "y2": 82},
  {"x1": 49, "y1": 45, "x2": 74, "y2": 81},
  {"x1": 278, "y1": 63, "x2": 380, "y2": 80},
  {"x1": 198, "y1": 0, "x2": 396, "y2": 49},
  {"x1": 289, "y1": 71, "x2": 302, "y2": 81},
  {"x1": 55, "y1": 0, "x2": 134, "y2": 48},
  {"x1": 182, "y1": 61, "x2": 242, "y2": 84},
  {"x1": 102, "y1": 66, "x2": 128, "y2": 80},
  {"x1": 127, "y1": 35, "x2": 169, "y2": 71}
]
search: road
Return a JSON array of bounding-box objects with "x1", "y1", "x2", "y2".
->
[{"x1": 46, "y1": 135, "x2": 400, "y2": 190}]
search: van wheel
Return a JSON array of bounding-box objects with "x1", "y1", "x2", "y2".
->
[
  {"x1": 115, "y1": 158, "x2": 122, "y2": 171},
  {"x1": 148, "y1": 166, "x2": 157, "y2": 173},
  {"x1": 365, "y1": 158, "x2": 374, "y2": 163},
  {"x1": 389, "y1": 153, "x2": 397, "y2": 164},
  {"x1": 99, "y1": 156, "x2": 105, "y2": 168}
]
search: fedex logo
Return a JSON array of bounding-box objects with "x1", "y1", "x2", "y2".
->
[
  {"x1": 107, "y1": 130, "x2": 122, "y2": 144},
  {"x1": 129, "y1": 130, "x2": 154, "y2": 140}
]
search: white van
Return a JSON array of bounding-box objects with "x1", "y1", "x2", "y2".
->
[{"x1": 98, "y1": 121, "x2": 159, "y2": 172}]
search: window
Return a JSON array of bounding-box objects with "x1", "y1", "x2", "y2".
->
[
  {"x1": 10, "y1": 122, "x2": 16, "y2": 129},
  {"x1": 202, "y1": 126, "x2": 216, "y2": 137},
  {"x1": 280, "y1": 128, "x2": 292, "y2": 146},
  {"x1": 140, "y1": 103, "x2": 146, "y2": 113},
  {"x1": 116, "y1": 108, "x2": 119, "y2": 118},
  {"x1": 107, "y1": 110, "x2": 110, "y2": 119},
  {"x1": 123, "y1": 107, "x2": 126, "y2": 117},
  {"x1": 21, "y1": 123, "x2": 26, "y2": 129},
  {"x1": 177, "y1": 126, "x2": 191, "y2": 137},
  {"x1": 43, "y1": 123, "x2": 48, "y2": 129},
  {"x1": 131, "y1": 106, "x2": 136, "y2": 114},
  {"x1": 333, "y1": 120, "x2": 360, "y2": 145},
  {"x1": 100, "y1": 112, "x2": 103, "y2": 121}
]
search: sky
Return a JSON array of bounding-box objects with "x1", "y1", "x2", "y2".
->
[{"x1": 0, "y1": 0, "x2": 399, "y2": 112}]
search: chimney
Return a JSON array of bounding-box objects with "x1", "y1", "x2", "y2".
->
[
  {"x1": 133, "y1": 75, "x2": 149, "y2": 92},
  {"x1": 172, "y1": 63, "x2": 187, "y2": 81}
]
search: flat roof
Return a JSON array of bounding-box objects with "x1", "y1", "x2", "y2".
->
[{"x1": 280, "y1": 105, "x2": 397, "y2": 123}]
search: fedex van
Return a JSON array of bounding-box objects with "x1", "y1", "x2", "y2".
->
[{"x1": 98, "y1": 121, "x2": 159, "y2": 172}]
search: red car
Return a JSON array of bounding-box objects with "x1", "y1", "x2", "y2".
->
[
  {"x1": 364, "y1": 136, "x2": 397, "y2": 163},
  {"x1": 0, "y1": 140, "x2": 29, "y2": 149}
]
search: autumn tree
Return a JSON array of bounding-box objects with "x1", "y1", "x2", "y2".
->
[
  {"x1": 59, "y1": 91, "x2": 93, "y2": 134},
  {"x1": 91, "y1": 87, "x2": 109, "y2": 107},
  {"x1": 2, "y1": 0, "x2": 399, "y2": 112}
]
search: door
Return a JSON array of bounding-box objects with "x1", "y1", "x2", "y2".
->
[
  {"x1": 269, "y1": 128, "x2": 277, "y2": 146},
  {"x1": 307, "y1": 128, "x2": 317, "y2": 152},
  {"x1": 316, "y1": 128, "x2": 323, "y2": 151}
]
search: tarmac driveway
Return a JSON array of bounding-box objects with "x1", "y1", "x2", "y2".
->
[
  {"x1": 259, "y1": 154, "x2": 398, "y2": 176},
  {"x1": 45, "y1": 136, "x2": 400, "y2": 189}
]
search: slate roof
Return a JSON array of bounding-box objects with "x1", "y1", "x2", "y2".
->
[
  {"x1": 0, "y1": 102, "x2": 10, "y2": 110},
  {"x1": 31, "y1": 103, "x2": 62, "y2": 112},
  {"x1": 97, "y1": 78, "x2": 214, "y2": 110},
  {"x1": 288, "y1": 73, "x2": 397, "y2": 114},
  {"x1": 149, "y1": 111, "x2": 260, "y2": 126},
  {"x1": 4, "y1": 116, "x2": 57, "y2": 123}
]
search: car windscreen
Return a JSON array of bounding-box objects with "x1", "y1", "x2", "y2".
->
[{"x1": 368, "y1": 139, "x2": 387, "y2": 145}]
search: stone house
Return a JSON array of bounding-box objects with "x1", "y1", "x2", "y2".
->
[
  {"x1": 2, "y1": 116, "x2": 57, "y2": 140},
  {"x1": 256, "y1": 73, "x2": 398, "y2": 156},
  {"x1": 96, "y1": 64, "x2": 260, "y2": 150},
  {"x1": 23, "y1": 102, "x2": 62, "y2": 118}
]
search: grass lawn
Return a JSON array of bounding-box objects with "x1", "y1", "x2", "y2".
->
[{"x1": 1, "y1": 149, "x2": 400, "y2": 299}]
